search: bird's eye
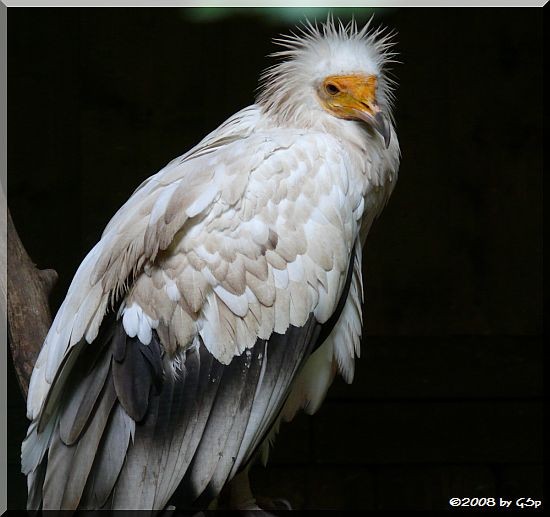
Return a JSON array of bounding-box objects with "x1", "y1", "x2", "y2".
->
[{"x1": 325, "y1": 82, "x2": 340, "y2": 96}]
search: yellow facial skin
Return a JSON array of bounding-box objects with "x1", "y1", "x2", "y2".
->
[
  {"x1": 319, "y1": 73, "x2": 380, "y2": 120},
  {"x1": 318, "y1": 73, "x2": 390, "y2": 147}
]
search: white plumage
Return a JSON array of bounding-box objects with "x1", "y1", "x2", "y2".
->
[{"x1": 22, "y1": 17, "x2": 400, "y2": 511}]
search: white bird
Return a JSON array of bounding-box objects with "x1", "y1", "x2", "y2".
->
[{"x1": 21, "y1": 17, "x2": 400, "y2": 511}]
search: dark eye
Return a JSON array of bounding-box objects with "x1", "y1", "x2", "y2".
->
[{"x1": 325, "y1": 82, "x2": 340, "y2": 95}]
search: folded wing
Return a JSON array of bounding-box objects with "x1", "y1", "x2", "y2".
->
[{"x1": 22, "y1": 106, "x2": 366, "y2": 510}]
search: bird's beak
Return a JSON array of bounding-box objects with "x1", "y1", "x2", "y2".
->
[
  {"x1": 321, "y1": 74, "x2": 391, "y2": 148},
  {"x1": 344, "y1": 76, "x2": 391, "y2": 148},
  {"x1": 351, "y1": 107, "x2": 392, "y2": 149}
]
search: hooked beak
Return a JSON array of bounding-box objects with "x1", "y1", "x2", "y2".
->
[
  {"x1": 319, "y1": 74, "x2": 392, "y2": 148},
  {"x1": 352, "y1": 107, "x2": 391, "y2": 148}
]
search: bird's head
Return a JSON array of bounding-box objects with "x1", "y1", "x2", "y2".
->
[{"x1": 257, "y1": 16, "x2": 397, "y2": 147}]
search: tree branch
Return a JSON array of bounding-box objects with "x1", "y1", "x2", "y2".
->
[{"x1": 6, "y1": 207, "x2": 57, "y2": 398}]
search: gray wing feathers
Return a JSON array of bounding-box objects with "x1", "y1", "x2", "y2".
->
[
  {"x1": 234, "y1": 317, "x2": 321, "y2": 473},
  {"x1": 108, "y1": 376, "x2": 162, "y2": 509},
  {"x1": 80, "y1": 402, "x2": 134, "y2": 509},
  {"x1": 110, "y1": 343, "x2": 226, "y2": 510},
  {"x1": 59, "y1": 347, "x2": 112, "y2": 445},
  {"x1": 155, "y1": 348, "x2": 201, "y2": 507},
  {"x1": 112, "y1": 327, "x2": 163, "y2": 422},
  {"x1": 43, "y1": 372, "x2": 117, "y2": 509},
  {"x1": 185, "y1": 356, "x2": 249, "y2": 499},
  {"x1": 230, "y1": 335, "x2": 289, "y2": 471},
  {"x1": 26, "y1": 455, "x2": 47, "y2": 511},
  {"x1": 21, "y1": 416, "x2": 56, "y2": 480},
  {"x1": 188, "y1": 341, "x2": 266, "y2": 501},
  {"x1": 28, "y1": 314, "x2": 327, "y2": 510},
  {"x1": 205, "y1": 343, "x2": 265, "y2": 496},
  {"x1": 38, "y1": 340, "x2": 86, "y2": 433}
]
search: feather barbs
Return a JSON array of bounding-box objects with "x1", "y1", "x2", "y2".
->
[{"x1": 257, "y1": 16, "x2": 398, "y2": 127}]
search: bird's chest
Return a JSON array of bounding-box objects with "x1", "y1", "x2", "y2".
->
[
  {"x1": 176, "y1": 136, "x2": 376, "y2": 276},
  {"x1": 241, "y1": 140, "x2": 366, "y2": 236}
]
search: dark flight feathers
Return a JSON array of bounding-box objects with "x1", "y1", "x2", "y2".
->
[{"x1": 26, "y1": 248, "x2": 356, "y2": 511}]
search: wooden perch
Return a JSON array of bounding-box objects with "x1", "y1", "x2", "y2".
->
[{"x1": 6, "y1": 207, "x2": 57, "y2": 398}]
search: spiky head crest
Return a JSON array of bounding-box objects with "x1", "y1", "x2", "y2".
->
[{"x1": 257, "y1": 16, "x2": 398, "y2": 128}]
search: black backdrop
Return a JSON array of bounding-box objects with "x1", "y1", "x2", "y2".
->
[{"x1": 7, "y1": 7, "x2": 543, "y2": 511}]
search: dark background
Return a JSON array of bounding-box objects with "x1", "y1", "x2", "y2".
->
[{"x1": 7, "y1": 7, "x2": 543, "y2": 511}]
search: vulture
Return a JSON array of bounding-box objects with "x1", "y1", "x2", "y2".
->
[{"x1": 21, "y1": 17, "x2": 400, "y2": 511}]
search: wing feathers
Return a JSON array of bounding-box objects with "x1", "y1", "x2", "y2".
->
[
  {"x1": 206, "y1": 343, "x2": 265, "y2": 496},
  {"x1": 59, "y1": 344, "x2": 112, "y2": 445},
  {"x1": 109, "y1": 373, "x2": 162, "y2": 509},
  {"x1": 152, "y1": 357, "x2": 193, "y2": 508},
  {"x1": 186, "y1": 343, "x2": 263, "y2": 499},
  {"x1": 80, "y1": 402, "x2": 134, "y2": 509},
  {"x1": 42, "y1": 372, "x2": 117, "y2": 510},
  {"x1": 31, "y1": 309, "x2": 327, "y2": 510},
  {"x1": 112, "y1": 332, "x2": 164, "y2": 422}
]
